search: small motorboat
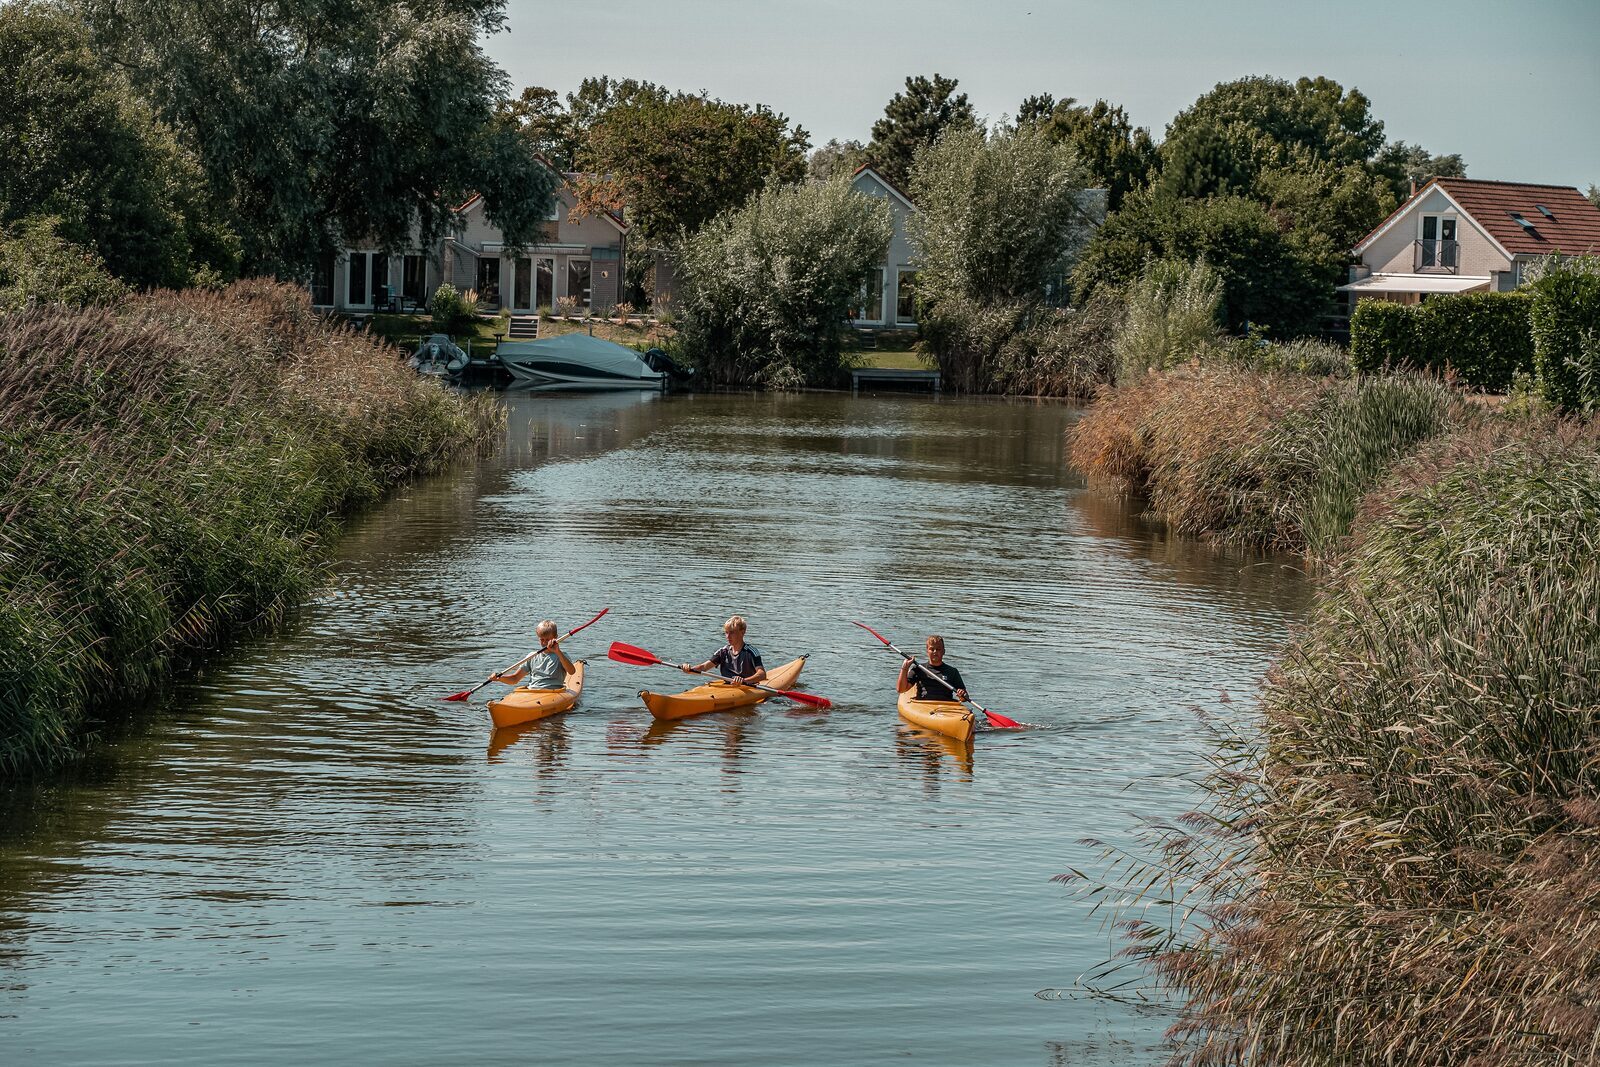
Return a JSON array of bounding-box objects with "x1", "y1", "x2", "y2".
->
[
  {"x1": 498, "y1": 333, "x2": 666, "y2": 391},
  {"x1": 410, "y1": 334, "x2": 468, "y2": 378}
]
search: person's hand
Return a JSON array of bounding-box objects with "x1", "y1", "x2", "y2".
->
[
  {"x1": 543, "y1": 636, "x2": 561, "y2": 652},
  {"x1": 956, "y1": 689, "x2": 969, "y2": 701},
  {"x1": 679, "y1": 664, "x2": 695, "y2": 674}
]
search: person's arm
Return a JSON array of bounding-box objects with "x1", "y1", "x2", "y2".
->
[
  {"x1": 741, "y1": 657, "x2": 766, "y2": 686},
  {"x1": 948, "y1": 665, "x2": 969, "y2": 702},
  {"x1": 682, "y1": 652, "x2": 718, "y2": 674},
  {"x1": 896, "y1": 659, "x2": 915, "y2": 693},
  {"x1": 492, "y1": 664, "x2": 528, "y2": 685},
  {"x1": 547, "y1": 638, "x2": 575, "y2": 674}
]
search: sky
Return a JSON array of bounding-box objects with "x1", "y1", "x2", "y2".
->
[{"x1": 488, "y1": 0, "x2": 1600, "y2": 189}]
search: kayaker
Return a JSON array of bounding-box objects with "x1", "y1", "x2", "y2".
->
[
  {"x1": 492, "y1": 620, "x2": 575, "y2": 690},
  {"x1": 682, "y1": 615, "x2": 767, "y2": 686},
  {"x1": 897, "y1": 635, "x2": 969, "y2": 702}
]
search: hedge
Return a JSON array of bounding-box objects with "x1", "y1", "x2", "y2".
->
[
  {"x1": 1349, "y1": 291, "x2": 1534, "y2": 392},
  {"x1": 1529, "y1": 258, "x2": 1600, "y2": 413}
]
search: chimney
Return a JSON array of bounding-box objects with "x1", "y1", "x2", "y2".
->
[{"x1": 1409, "y1": 177, "x2": 1417, "y2": 199}]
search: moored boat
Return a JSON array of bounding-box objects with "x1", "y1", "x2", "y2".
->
[
  {"x1": 896, "y1": 689, "x2": 975, "y2": 743},
  {"x1": 639, "y1": 656, "x2": 808, "y2": 721},
  {"x1": 486, "y1": 660, "x2": 585, "y2": 729},
  {"x1": 498, "y1": 333, "x2": 665, "y2": 391}
]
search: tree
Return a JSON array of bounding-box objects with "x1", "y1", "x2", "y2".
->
[
  {"x1": 908, "y1": 125, "x2": 1094, "y2": 390},
  {"x1": 573, "y1": 91, "x2": 808, "y2": 243},
  {"x1": 1373, "y1": 141, "x2": 1467, "y2": 203},
  {"x1": 500, "y1": 86, "x2": 580, "y2": 170},
  {"x1": 78, "y1": 0, "x2": 556, "y2": 277},
  {"x1": 1588, "y1": 185, "x2": 1600, "y2": 209},
  {"x1": 808, "y1": 139, "x2": 869, "y2": 182},
  {"x1": 0, "y1": 217, "x2": 129, "y2": 312},
  {"x1": 1074, "y1": 191, "x2": 1336, "y2": 337},
  {"x1": 0, "y1": 2, "x2": 236, "y2": 288},
  {"x1": 1020, "y1": 95, "x2": 1159, "y2": 210},
  {"x1": 676, "y1": 178, "x2": 892, "y2": 388},
  {"x1": 867, "y1": 74, "x2": 980, "y2": 187},
  {"x1": 1159, "y1": 76, "x2": 1386, "y2": 201}
]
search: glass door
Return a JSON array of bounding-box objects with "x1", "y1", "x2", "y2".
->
[
  {"x1": 476, "y1": 257, "x2": 501, "y2": 309},
  {"x1": 347, "y1": 252, "x2": 370, "y2": 308},
  {"x1": 371, "y1": 256, "x2": 390, "y2": 311},
  {"x1": 513, "y1": 257, "x2": 533, "y2": 312},
  {"x1": 536, "y1": 257, "x2": 554, "y2": 311}
]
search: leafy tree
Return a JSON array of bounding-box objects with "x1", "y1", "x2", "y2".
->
[
  {"x1": 1257, "y1": 155, "x2": 1397, "y2": 258},
  {"x1": 1020, "y1": 95, "x2": 1159, "y2": 210},
  {"x1": 573, "y1": 91, "x2": 808, "y2": 243},
  {"x1": 867, "y1": 74, "x2": 980, "y2": 187},
  {"x1": 0, "y1": 2, "x2": 236, "y2": 288},
  {"x1": 1159, "y1": 76, "x2": 1386, "y2": 199},
  {"x1": 500, "y1": 86, "x2": 579, "y2": 170},
  {"x1": 1074, "y1": 191, "x2": 1336, "y2": 337},
  {"x1": 1373, "y1": 141, "x2": 1467, "y2": 202},
  {"x1": 1588, "y1": 185, "x2": 1600, "y2": 209},
  {"x1": 0, "y1": 218, "x2": 129, "y2": 313},
  {"x1": 909, "y1": 125, "x2": 1094, "y2": 390},
  {"x1": 808, "y1": 139, "x2": 870, "y2": 182},
  {"x1": 676, "y1": 178, "x2": 892, "y2": 388},
  {"x1": 77, "y1": 0, "x2": 556, "y2": 276}
]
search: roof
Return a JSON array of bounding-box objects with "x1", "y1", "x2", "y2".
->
[
  {"x1": 1337, "y1": 274, "x2": 1491, "y2": 295},
  {"x1": 851, "y1": 164, "x2": 917, "y2": 211},
  {"x1": 1355, "y1": 177, "x2": 1600, "y2": 257},
  {"x1": 455, "y1": 156, "x2": 629, "y2": 233}
]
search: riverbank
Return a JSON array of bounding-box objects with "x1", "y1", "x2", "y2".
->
[
  {"x1": 1066, "y1": 367, "x2": 1600, "y2": 1063},
  {"x1": 0, "y1": 281, "x2": 501, "y2": 773}
]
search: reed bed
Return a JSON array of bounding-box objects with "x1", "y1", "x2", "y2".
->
[
  {"x1": 0, "y1": 281, "x2": 500, "y2": 772},
  {"x1": 1071, "y1": 422, "x2": 1600, "y2": 1065}
]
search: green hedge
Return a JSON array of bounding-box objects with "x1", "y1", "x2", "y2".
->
[
  {"x1": 1349, "y1": 291, "x2": 1534, "y2": 392},
  {"x1": 1529, "y1": 259, "x2": 1600, "y2": 413}
]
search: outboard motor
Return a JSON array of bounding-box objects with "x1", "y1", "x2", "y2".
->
[{"x1": 642, "y1": 347, "x2": 694, "y2": 382}]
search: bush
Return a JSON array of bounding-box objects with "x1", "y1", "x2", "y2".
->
[
  {"x1": 1349, "y1": 290, "x2": 1534, "y2": 391},
  {"x1": 0, "y1": 281, "x2": 500, "y2": 772},
  {"x1": 1113, "y1": 258, "x2": 1223, "y2": 382},
  {"x1": 1216, "y1": 331, "x2": 1351, "y2": 377},
  {"x1": 429, "y1": 283, "x2": 479, "y2": 333},
  {"x1": 1528, "y1": 255, "x2": 1600, "y2": 413},
  {"x1": 0, "y1": 218, "x2": 129, "y2": 312},
  {"x1": 1077, "y1": 425, "x2": 1600, "y2": 1065},
  {"x1": 677, "y1": 177, "x2": 892, "y2": 388}
]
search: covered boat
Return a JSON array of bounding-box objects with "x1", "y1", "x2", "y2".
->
[
  {"x1": 498, "y1": 333, "x2": 666, "y2": 391},
  {"x1": 410, "y1": 334, "x2": 468, "y2": 378},
  {"x1": 639, "y1": 656, "x2": 808, "y2": 721}
]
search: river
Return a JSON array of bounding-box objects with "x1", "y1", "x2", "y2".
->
[{"x1": 0, "y1": 390, "x2": 1309, "y2": 1065}]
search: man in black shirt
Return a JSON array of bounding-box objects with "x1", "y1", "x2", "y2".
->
[
  {"x1": 683, "y1": 615, "x2": 768, "y2": 686},
  {"x1": 897, "y1": 635, "x2": 969, "y2": 702}
]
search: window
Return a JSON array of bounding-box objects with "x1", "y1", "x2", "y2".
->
[
  {"x1": 476, "y1": 257, "x2": 501, "y2": 307},
  {"x1": 852, "y1": 269, "x2": 884, "y2": 323},
  {"x1": 1508, "y1": 211, "x2": 1539, "y2": 233},
  {"x1": 895, "y1": 269, "x2": 918, "y2": 324},
  {"x1": 1536, "y1": 204, "x2": 1556, "y2": 220},
  {"x1": 403, "y1": 255, "x2": 427, "y2": 305},
  {"x1": 371, "y1": 256, "x2": 390, "y2": 309},
  {"x1": 311, "y1": 253, "x2": 335, "y2": 306},
  {"x1": 347, "y1": 252, "x2": 369, "y2": 306},
  {"x1": 1419, "y1": 216, "x2": 1458, "y2": 269},
  {"x1": 566, "y1": 257, "x2": 592, "y2": 307},
  {"x1": 536, "y1": 258, "x2": 554, "y2": 310},
  {"x1": 514, "y1": 257, "x2": 532, "y2": 309}
]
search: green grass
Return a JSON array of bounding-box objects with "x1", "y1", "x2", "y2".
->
[{"x1": 854, "y1": 349, "x2": 931, "y2": 370}]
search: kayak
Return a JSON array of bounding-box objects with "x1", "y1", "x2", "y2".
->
[
  {"x1": 897, "y1": 688, "x2": 975, "y2": 743},
  {"x1": 640, "y1": 656, "x2": 808, "y2": 721},
  {"x1": 486, "y1": 660, "x2": 585, "y2": 729}
]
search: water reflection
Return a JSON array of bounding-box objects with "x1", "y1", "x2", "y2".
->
[{"x1": 895, "y1": 725, "x2": 975, "y2": 782}]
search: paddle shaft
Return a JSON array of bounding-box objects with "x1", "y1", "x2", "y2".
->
[
  {"x1": 674, "y1": 661, "x2": 816, "y2": 705},
  {"x1": 454, "y1": 609, "x2": 609, "y2": 700},
  {"x1": 608, "y1": 642, "x2": 826, "y2": 707}
]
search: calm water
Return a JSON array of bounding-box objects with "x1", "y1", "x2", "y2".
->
[{"x1": 0, "y1": 391, "x2": 1309, "y2": 1065}]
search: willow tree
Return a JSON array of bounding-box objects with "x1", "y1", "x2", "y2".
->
[{"x1": 74, "y1": 0, "x2": 555, "y2": 276}]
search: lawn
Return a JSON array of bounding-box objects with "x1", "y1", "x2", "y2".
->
[{"x1": 359, "y1": 311, "x2": 675, "y2": 359}]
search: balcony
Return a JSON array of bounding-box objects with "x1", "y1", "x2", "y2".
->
[{"x1": 1414, "y1": 239, "x2": 1460, "y2": 274}]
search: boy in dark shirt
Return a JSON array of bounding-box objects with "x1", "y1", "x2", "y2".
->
[
  {"x1": 683, "y1": 615, "x2": 768, "y2": 686},
  {"x1": 897, "y1": 635, "x2": 969, "y2": 702}
]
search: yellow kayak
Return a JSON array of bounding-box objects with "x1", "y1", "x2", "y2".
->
[
  {"x1": 486, "y1": 661, "x2": 585, "y2": 729},
  {"x1": 640, "y1": 656, "x2": 807, "y2": 721},
  {"x1": 897, "y1": 688, "x2": 975, "y2": 743}
]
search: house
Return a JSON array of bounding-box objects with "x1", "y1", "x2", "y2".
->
[
  {"x1": 1342, "y1": 177, "x2": 1600, "y2": 304},
  {"x1": 846, "y1": 165, "x2": 1109, "y2": 327},
  {"x1": 310, "y1": 166, "x2": 630, "y2": 315}
]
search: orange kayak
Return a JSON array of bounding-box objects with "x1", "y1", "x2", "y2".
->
[
  {"x1": 897, "y1": 688, "x2": 975, "y2": 743},
  {"x1": 486, "y1": 660, "x2": 585, "y2": 729},
  {"x1": 640, "y1": 656, "x2": 807, "y2": 721}
]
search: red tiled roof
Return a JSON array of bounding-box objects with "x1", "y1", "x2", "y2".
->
[
  {"x1": 1435, "y1": 178, "x2": 1600, "y2": 255},
  {"x1": 1357, "y1": 177, "x2": 1600, "y2": 257}
]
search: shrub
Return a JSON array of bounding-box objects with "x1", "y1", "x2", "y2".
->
[
  {"x1": 1074, "y1": 426, "x2": 1600, "y2": 1065},
  {"x1": 0, "y1": 281, "x2": 499, "y2": 772},
  {"x1": 677, "y1": 177, "x2": 892, "y2": 388},
  {"x1": 1349, "y1": 290, "x2": 1534, "y2": 391},
  {"x1": 0, "y1": 218, "x2": 129, "y2": 312},
  {"x1": 1216, "y1": 331, "x2": 1351, "y2": 377},
  {"x1": 1528, "y1": 254, "x2": 1600, "y2": 413},
  {"x1": 1113, "y1": 258, "x2": 1223, "y2": 383},
  {"x1": 429, "y1": 283, "x2": 477, "y2": 333}
]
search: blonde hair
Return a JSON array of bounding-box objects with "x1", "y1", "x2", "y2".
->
[
  {"x1": 926, "y1": 634, "x2": 945, "y2": 649},
  {"x1": 723, "y1": 615, "x2": 747, "y2": 635},
  {"x1": 536, "y1": 619, "x2": 557, "y2": 639}
]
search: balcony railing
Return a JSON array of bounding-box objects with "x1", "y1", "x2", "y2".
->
[{"x1": 1414, "y1": 239, "x2": 1460, "y2": 274}]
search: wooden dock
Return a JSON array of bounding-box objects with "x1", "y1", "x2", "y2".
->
[{"x1": 850, "y1": 368, "x2": 941, "y2": 394}]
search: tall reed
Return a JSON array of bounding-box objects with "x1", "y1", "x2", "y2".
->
[{"x1": 0, "y1": 281, "x2": 500, "y2": 773}]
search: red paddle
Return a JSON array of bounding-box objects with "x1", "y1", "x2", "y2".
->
[
  {"x1": 443, "y1": 608, "x2": 610, "y2": 701},
  {"x1": 851, "y1": 621, "x2": 1024, "y2": 729},
  {"x1": 607, "y1": 641, "x2": 832, "y2": 709}
]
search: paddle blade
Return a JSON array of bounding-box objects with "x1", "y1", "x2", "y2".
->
[
  {"x1": 851, "y1": 620, "x2": 893, "y2": 647},
  {"x1": 608, "y1": 641, "x2": 666, "y2": 667},
  {"x1": 778, "y1": 689, "x2": 831, "y2": 709},
  {"x1": 983, "y1": 709, "x2": 1024, "y2": 729},
  {"x1": 566, "y1": 607, "x2": 610, "y2": 639},
  {"x1": 442, "y1": 691, "x2": 472, "y2": 702}
]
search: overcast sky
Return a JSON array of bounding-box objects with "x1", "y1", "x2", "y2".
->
[{"x1": 489, "y1": 0, "x2": 1600, "y2": 189}]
